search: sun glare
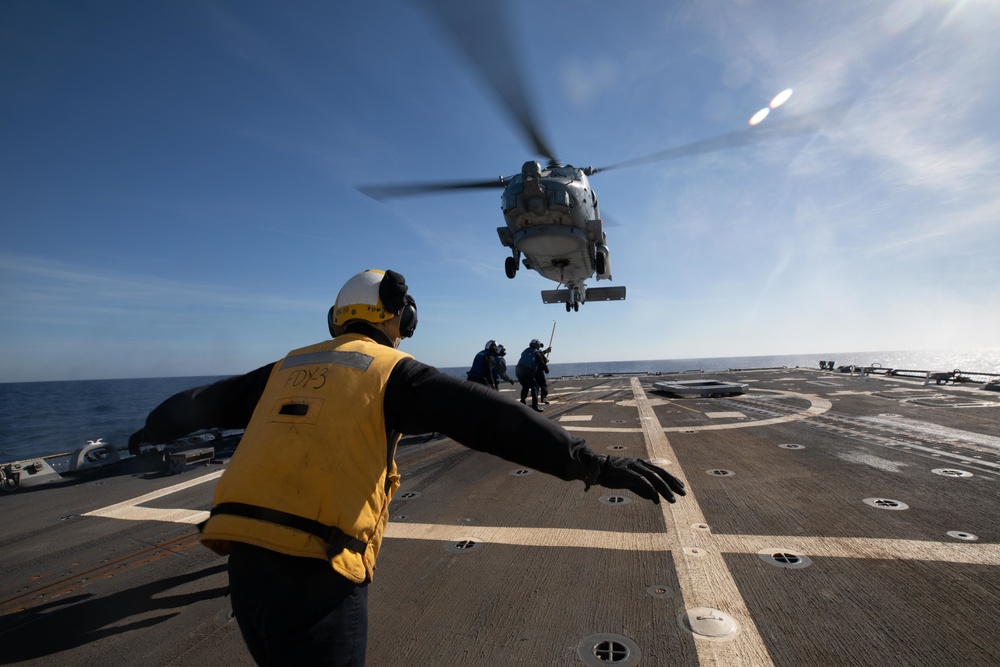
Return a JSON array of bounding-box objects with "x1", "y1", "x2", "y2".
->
[
  {"x1": 750, "y1": 88, "x2": 793, "y2": 125},
  {"x1": 769, "y1": 88, "x2": 793, "y2": 109},
  {"x1": 748, "y1": 107, "x2": 770, "y2": 126}
]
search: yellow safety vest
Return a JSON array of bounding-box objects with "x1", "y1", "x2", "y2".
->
[{"x1": 200, "y1": 333, "x2": 411, "y2": 583}]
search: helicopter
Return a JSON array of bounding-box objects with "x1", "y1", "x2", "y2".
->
[
  {"x1": 359, "y1": 1, "x2": 852, "y2": 312},
  {"x1": 362, "y1": 156, "x2": 620, "y2": 312}
]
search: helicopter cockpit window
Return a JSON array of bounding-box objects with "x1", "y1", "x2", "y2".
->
[{"x1": 550, "y1": 189, "x2": 571, "y2": 208}]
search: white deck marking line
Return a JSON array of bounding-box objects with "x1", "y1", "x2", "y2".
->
[
  {"x1": 630, "y1": 376, "x2": 774, "y2": 664},
  {"x1": 562, "y1": 426, "x2": 643, "y2": 433},
  {"x1": 383, "y1": 525, "x2": 1000, "y2": 565},
  {"x1": 83, "y1": 469, "x2": 223, "y2": 524},
  {"x1": 80, "y1": 435, "x2": 1000, "y2": 571},
  {"x1": 386, "y1": 524, "x2": 668, "y2": 550},
  {"x1": 563, "y1": 389, "x2": 831, "y2": 433},
  {"x1": 558, "y1": 415, "x2": 593, "y2": 422},
  {"x1": 83, "y1": 474, "x2": 999, "y2": 565},
  {"x1": 862, "y1": 414, "x2": 1000, "y2": 450},
  {"x1": 714, "y1": 534, "x2": 1000, "y2": 565},
  {"x1": 889, "y1": 444, "x2": 1000, "y2": 471}
]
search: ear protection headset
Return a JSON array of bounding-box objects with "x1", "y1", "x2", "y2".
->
[{"x1": 379, "y1": 270, "x2": 418, "y2": 338}]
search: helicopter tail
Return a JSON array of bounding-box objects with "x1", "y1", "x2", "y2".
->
[
  {"x1": 541, "y1": 286, "x2": 626, "y2": 306},
  {"x1": 584, "y1": 286, "x2": 626, "y2": 302}
]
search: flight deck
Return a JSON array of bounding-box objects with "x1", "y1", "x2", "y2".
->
[{"x1": 2, "y1": 368, "x2": 998, "y2": 666}]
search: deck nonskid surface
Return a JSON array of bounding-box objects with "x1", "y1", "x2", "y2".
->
[{"x1": 1, "y1": 369, "x2": 998, "y2": 665}]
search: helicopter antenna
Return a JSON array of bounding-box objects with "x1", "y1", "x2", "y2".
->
[{"x1": 413, "y1": 0, "x2": 560, "y2": 165}]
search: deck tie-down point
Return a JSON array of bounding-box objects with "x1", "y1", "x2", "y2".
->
[
  {"x1": 577, "y1": 633, "x2": 642, "y2": 666},
  {"x1": 864, "y1": 497, "x2": 909, "y2": 510}
]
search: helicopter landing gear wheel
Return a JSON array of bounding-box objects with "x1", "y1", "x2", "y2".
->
[
  {"x1": 505, "y1": 256, "x2": 517, "y2": 279},
  {"x1": 573, "y1": 302, "x2": 579, "y2": 312},
  {"x1": 596, "y1": 252, "x2": 606, "y2": 276},
  {"x1": 565, "y1": 302, "x2": 571, "y2": 312}
]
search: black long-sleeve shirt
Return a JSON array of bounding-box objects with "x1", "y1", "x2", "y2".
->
[{"x1": 133, "y1": 341, "x2": 591, "y2": 482}]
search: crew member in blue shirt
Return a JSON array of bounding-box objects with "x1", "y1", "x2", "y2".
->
[
  {"x1": 466, "y1": 340, "x2": 500, "y2": 389},
  {"x1": 516, "y1": 339, "x2": 547, "y2": 411},
  {"x1": 534, "y1": 344, "x2": 551, "y2": 404},
  {"x1": 494, "y1": 345, "x2": 515, "y2": 386}
]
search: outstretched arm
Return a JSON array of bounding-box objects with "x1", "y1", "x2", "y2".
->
[
  {"x1": 127, "y1": 363, "x2": 275, "y2": 453},
  {"x1": 384, "y1": 359, "x2": 685, "y2": 504}
]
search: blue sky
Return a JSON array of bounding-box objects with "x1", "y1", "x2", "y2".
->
[{"x1": 2, "y1": 0, "x2": 998, "y2": 382}]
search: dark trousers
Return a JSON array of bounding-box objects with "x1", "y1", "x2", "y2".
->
[
  {"x1": 515, "y1": 366, "x2": 538, "y2": 406},
  {"x1": 535, "y1": 371, "x2": 548, "y2": 401},
  {"x1": 228, "y1": 542, "x2": 369, "y2": 667},
  {"x1": 466, "y1": 373, "x2": 496, "y2": 389}
]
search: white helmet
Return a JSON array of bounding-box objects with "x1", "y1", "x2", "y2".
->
[
  {"x1": 329, "y1": 269, "x2": 418, "y2": 337},
  {"x1": 332, "y1": 270, "x2": 391, "y2": 327}
]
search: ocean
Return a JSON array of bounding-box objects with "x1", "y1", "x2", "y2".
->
[{"x1": 2, "y1": 348, "x2": 997, "y2": 463}]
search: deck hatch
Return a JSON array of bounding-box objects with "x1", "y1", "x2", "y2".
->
[{"x1": 679, "y1": 608, "x2": 740, "y2": 641}]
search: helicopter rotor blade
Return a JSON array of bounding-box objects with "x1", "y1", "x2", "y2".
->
[
  {"x1": 412, "y1": 0, "x2": 560, "y2": 165},
  {"x1": 357, "y1": 177, "x2": 508, "y2": 201},
  {"x1": 589, "y1": 98, "x2": 855, "y2": 175}
]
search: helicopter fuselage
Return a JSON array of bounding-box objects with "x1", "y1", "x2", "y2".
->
[{"x1": 496, "y1": 162, "x2": 614, "y2": 306}]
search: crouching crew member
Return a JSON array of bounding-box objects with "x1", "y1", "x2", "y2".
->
[
  {"x1": 494, "y1": 344, "x2": 515, "y2": 386},
  {"x1": 466, "y1": 340, "x2": 499, "y2": 389}
]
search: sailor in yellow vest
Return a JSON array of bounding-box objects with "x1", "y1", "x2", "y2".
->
[{"x1": 128, "y1": 269, "x2": 685, "y2": 667}]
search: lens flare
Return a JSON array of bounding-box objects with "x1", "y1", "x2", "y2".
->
[
  {"x1": 748, "y1": 107, "x2": 770, "y2": 126},
  {"x1": 750, "y1": 88, "x2": 793, "y2": 125},
  {"x1": 769, "y1": 88, "x2": 793, "y2": 109}
]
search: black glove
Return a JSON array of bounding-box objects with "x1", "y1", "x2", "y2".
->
[
  {"x1": 587, "y1": 454, "x2": 686, "y2": 504},
  {"x1": 127, "y1": 428, "x2": 146, "y2": 456}
]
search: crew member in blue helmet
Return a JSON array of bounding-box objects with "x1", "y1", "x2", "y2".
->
[
  {"x1": 467, "y1": 340, "x2": 500, "y2": 389},
  {"x1": 494, "y1": 345, "x2": 515, "y2": 386},
  {"x1": 128, "y1": 269, "x2": 685, "y2": 667},
  {"x1": 516, "y1": 339, "x2": 548, "y2": 411}
]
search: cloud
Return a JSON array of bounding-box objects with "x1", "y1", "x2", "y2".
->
[{"x1": 0, "y1": 253, "x2": 318, "y2": 325}]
